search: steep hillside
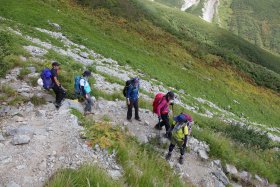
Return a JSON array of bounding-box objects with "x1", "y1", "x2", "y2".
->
[
  {"x1": 0, "y1": 0, "x2": 280, "y2": 186},
  {"x1": 156, "y1": 0, "x2": 280, "y2": 55}
]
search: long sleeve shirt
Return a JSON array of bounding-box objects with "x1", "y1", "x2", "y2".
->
[{"x1": 156, "y1": 97, "x2": 170, "y2": 116}]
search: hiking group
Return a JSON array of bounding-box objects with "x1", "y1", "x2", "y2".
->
[{"x1": 40, "y1": 62, "x2": 193, "y2": 164}]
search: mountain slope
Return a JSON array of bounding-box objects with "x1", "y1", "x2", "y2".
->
[
  {"x1": 0, "y1": 0, "x2": 280, "y2": 185},
  {"x1": 155, "y1": 0, "x2": 280, "y2": 55}
]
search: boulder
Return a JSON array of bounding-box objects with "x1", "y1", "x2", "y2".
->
[
  {"x1": 212, "y1": 170, "x2": 230, "y2": 185},
  {"x1": 60, "y1": 99, "x2": 84, "y2": 114},
  {"x1": 213, "y1": 160, "x2": 221, "y2": 168},
  {"x1": 108, "y1": 169, "x2": 122, "y2": 180},
  {"x1": 198, "y1": 149, "x2": 209, "y2": 160},
  {"x1": 138, "y1": 133, "x2": 148, "y2": 144},
  {"x1": 239, "y1": 171, "x2": 252, "y2": 182},
  {"x1": 12, "y1": 135, "x2": 31, "y2": 145},
  {"x1": 80, "y1": 52, "x2": 89, "y2": 59},
  {"x1": 6, "y1": 126, "x2": 34, "y2": 136},
  {"x1": 224, "y1": 164, "x2": 238, "y2": 175},
  {"x1": 48, "y1": 20, "x2": 61, "y2": 30}
]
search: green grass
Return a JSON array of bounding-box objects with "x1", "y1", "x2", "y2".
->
[
  {"x1": 218, "y1": 0, "x2": 280, "y2": 54},
  {"x1": 1, "y1": 0, "x2": 279, "y2": 128},
  {"x1": 0, "y1": 0, "x2": 280, "y2": 184},
  {"x1": 18, "y1": 67, "x2": 31, "y2": 80},
  {"x1": 45, "y1": 165, "x2": 123, "y2": 187},
  {"x1": 30, "y1": 95, "x2": 46, "y2": 106}
]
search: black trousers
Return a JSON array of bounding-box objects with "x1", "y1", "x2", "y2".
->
[
  {"x1": 52, "y1": 85, "x2": 66, "y2": 105},
  {"x1": 160, "y1": 114, "x2": 170, "y2": 132},
  {"x1": 127, "y1": 99, "x2": 139, "y2": 120},
  {"x1": 169, "y1": 143, "x2": 186, "y2": 156}
]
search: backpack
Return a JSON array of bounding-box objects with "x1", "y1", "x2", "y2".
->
[
  {"x1": 74, "y1": 76, "x2": 82, "y2": 96},
  {"x1": 123, "y1": 79, "x2": 132, "y2": 97},
  {"x1": 152, "y1": 93, "x2": 165, "y2": 113},
  {"x1": 40, "y1": 68, "x2": 53, "y2": 90}
]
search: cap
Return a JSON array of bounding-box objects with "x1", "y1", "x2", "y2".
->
[
  {"x1": 52, "y1": 62, "x2": 60, "y2": 67},
  {"x1": 83, "y1": 70, "x2": 91, "y2": 77},
  {"x1": 166, "y1": 91, "x2": 175, "y2": 100}
]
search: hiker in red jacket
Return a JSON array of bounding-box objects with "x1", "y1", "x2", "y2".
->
[{"x1": 154, "y1": 91, "x2": 175, "y2": 136}]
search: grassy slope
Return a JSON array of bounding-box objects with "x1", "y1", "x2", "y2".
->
[
  {"x1": 0, "y1": 0, "x2": 280, "y2": 183},
  {"x1": 0, "y1": 0, "x2": 279, "y2": 126},
  {"x1": 219, "y1": 0, "x2": 280, "y2": 54}
]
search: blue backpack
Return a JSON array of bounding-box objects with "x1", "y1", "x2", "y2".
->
[
  {"x1": 41, "y1": 68, "x2": 53, "y2": 90},
  {"x1": 74, "y1": 76, "x2": 82, "y2": 96}
]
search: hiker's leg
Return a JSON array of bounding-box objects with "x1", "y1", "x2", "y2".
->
[
  {"x1": 180, "y1": 144, "x2": 186, "y2": 156},
  {"x1": 127, "y1": 102, "x2": 133, "y2": 120},
  {"x1": 134, "y1": 100, "x2": 140, "y2": 119},
  {"x1": 161, "y1": 114, "x2": 170, "y2": 133},
  {"x1": 85, "y1": 96, "x2": 91, "y2": 112},
  {"x1": 57, "y1": 87, "x2": 65, "y2": 104},
  {"x1": 52, "y1": 86, "x2": 59, "y2": 104},
  {"x1": 168, "y1": 143, "x2": 175, "y2": 153}
]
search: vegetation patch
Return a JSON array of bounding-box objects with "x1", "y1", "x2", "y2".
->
[{"x1": 45, "y1": 165, "x2": 123, "y2": 187}]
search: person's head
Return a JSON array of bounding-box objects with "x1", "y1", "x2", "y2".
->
[
  {"x1": 133, "y1": 77, "x2": 139, "y2": 86},
  {"x1": 82, "y1": 70, "x2": 91, "y2": 77},
  {"x1": 52, "y1": 62, "x2": 60, "y2": 70},
  {"x1": 166, "y1": 91, "x2": 175, "y2": 101}
]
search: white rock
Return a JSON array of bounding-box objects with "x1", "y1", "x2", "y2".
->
[
  {"x1": 144, "y1": 120, "x2": 150, "y2": 126},
  {"x1": 198, "y1": 149, "x2": 209, "y2": 160},
  {"x1": 224, "y1": 164, "x2": 238, "y2": 175},
  {"x1": 12, "y1": 135, "x2": 31, "y2": 145},
  {"x1": 138, "y1": 134, "x2": 148, "y2": 144},
  {"x1": 212, "y1": 170, "x2": 229, "y2": 185}
]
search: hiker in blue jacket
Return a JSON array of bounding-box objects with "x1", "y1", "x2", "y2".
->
[{"x1": 126, "y1": 77, "x2": 141, "y2": 122}]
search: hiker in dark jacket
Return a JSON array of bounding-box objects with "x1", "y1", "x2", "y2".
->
[
  {"x1": 80, "y1": 70, "x2": 94, "y2": 115},
  {"x1": 51, "y1": 62, "x2": 66, "y2": 109},
  {"x1": 165, "y1": 113, "x2": 193, "y2": 164},
  {"x1": 155, "y1": 91, "x2": 175, "y2": 135},
  {"x1": 126, "y1": 77, "x2": 141, "y2": 122}
]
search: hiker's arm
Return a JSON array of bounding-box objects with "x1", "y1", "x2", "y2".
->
[
  {"x1": 126, "y1": 86, "x2": 131, "y2": 104},
  {"x1": 53, "y1": 76, "x2": 61, "y2": 87},
  {"x1": 183, "y1": 135, "x2": 188, "y2": 147}
]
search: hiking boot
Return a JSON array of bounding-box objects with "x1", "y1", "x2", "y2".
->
[
  {"x1": 54, "y1": 103, "x2": 61, "y2": 109},
  {"x1": 179, "y1": 156, "x2": 184, "y2": 165},
  {"x1": 154, "y1": 124, "x2": 162, "y2": 130},
  {"x1": 127, "y1": 118, "x2": 132, "y2": 122},
  {"x1": 84, "y1": 111, "x2": 94, "y2": 116},
  {"x1": 135, "y1": 118, "x2": 141, "y2": 122},
  {"x1": 165, "y1": 152, "x2": 172, "y2": 161}
]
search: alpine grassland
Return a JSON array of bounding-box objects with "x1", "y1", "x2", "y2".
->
[
  {"x1": 0, "y1": 0, "x2": 280, "y2": 184},
  {"x1": 218, "y1": 0, "x2": 280, "y2": 54}
]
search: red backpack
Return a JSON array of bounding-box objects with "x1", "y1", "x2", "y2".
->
[{"x1": 153, "y1": 93, "x2": 165, "y2": 113}]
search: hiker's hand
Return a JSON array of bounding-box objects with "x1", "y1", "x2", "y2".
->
[
  {"x1": 127, "y1": 99, "x2": 130, "y2": 105},
  {"x1": 85, "y1": 94, "x2": 89, "y2": 99}
]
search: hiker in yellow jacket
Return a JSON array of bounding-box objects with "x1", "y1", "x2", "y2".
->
[{"x1": 165, "y1": 113, "x2": 193, "y2": 164}]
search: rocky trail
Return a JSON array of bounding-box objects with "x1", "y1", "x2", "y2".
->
[{"x1": 0, "y1": 18, "x2": 277, "y2": 186}]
